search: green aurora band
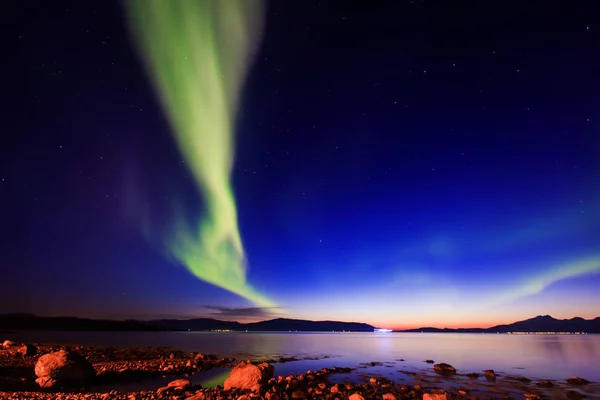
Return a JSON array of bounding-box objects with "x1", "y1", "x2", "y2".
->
[
  {"x1": 479, "y1": 254, "x2": 600, "y2": 308},
  {"x1": 125, "y1": 0, "x2": 273, "y2": 306}
]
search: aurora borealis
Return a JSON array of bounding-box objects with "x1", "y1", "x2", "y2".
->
[
  {"x1": 1, "y1": 1, "x2": 599, "y2": 329},
  {"x1": 124, "y1": 0, "x2": 272, "y2": 307}
]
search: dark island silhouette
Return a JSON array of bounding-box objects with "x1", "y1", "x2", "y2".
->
[
  {"x1": 401, "y1": 315, "x2": 600, "y2": 334},
  {"x1": 0, "y1": 313, "x2": 598, "y2": 333}
]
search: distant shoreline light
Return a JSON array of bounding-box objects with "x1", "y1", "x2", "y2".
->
[{"x1": 374, "y1": 328, "x2": 393, "y2": 333}]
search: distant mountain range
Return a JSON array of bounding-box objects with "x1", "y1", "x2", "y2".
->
[
  {"x1": 401, "y1": 315, "x2": 600, "y2": 334},
  {"x1": 147, "y1": 317, "x2": 374, "y2": 332},
  {"x1": 0, "y1": 313, "x2": 598, "y2": 333},
  {"x1": 0, "y1": 314, "x2": 374, "y2": 332}
]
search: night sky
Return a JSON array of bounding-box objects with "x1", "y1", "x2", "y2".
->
[{"x1": 2, "y1": 1, "x2": 599, "y2": 329}]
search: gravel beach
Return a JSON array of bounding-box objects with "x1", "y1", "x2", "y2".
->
[{"x1": 1, "y1": 340, "x2": 597, "y2": 400}]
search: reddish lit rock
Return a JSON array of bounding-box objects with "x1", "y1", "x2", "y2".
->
[
  {"x1": 34, "y1": 350, "x2": 96, "y2": 384},
  {"x1": 168, "y1": 378, "x2": 192, "y2": 390},
  {"x1": 223, "y1": 361, "x2": 274, "y2": 392},
  {"x1": 423, "y1": 389, "x2": 448, "y2": 400}
]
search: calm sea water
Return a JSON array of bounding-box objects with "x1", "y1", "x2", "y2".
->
[{"x1": 5, "y1": 331, "x2": 600, "y2": 383}]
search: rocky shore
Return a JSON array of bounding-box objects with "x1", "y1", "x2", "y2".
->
[{"x1": 0, "y1": 340, "x2": 597, "y2": 400}]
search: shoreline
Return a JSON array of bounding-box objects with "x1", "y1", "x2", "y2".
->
[{"x1": 0, "y1": 341, "x2": 598, "y2": 399}]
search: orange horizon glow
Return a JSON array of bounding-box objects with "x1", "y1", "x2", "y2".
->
[{"x1": 362, "y1": 311, "x2": 600, "y2": 331}]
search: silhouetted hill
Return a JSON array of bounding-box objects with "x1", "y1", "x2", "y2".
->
[
  {"x1": 0, "y1": 314, "x2": 374, "y2": 332},
  {"x1": 148, "y1": 318, "x2": 241, "y2": 331},
  {"x1": 243, "y1": 318, "x2": 374, "y2": 332},
  {"x1": 402, "y1": 315, "x2": 600, "y2": 333},
  {"x1": 0, "y1": 314, "x2": 169, "y2": 331},
  {"x1": 487, "y1": 315, "x2": 600, "y2": 333},
  {"x1": 149, "y1": 317, "x2": 374, "y2": 332},
  {"x1": 402, "y1": 327, "x2": 486, "y2": 333}
]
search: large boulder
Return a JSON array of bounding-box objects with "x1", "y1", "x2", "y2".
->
[
  {"x1": 34, "y1": 350, "x2": 96, "y2": 385},
  {"x1": 224, "y1": 361, "x2": 274, "y2": 392},
  {"x1": 433, "y1": 363, "x2": 456, "y2": 375}
]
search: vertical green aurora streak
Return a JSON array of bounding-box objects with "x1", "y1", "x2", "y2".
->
[{"x1": 125, "y1": 0, "x2": 273, "y2": 306}]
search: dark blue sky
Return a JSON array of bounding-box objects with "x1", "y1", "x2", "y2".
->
[{"x1": 1, "y1": 0, "x2": 599, "y2": 328}]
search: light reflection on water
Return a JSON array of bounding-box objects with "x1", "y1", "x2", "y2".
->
[{"x1": 6, "y1": 331, "x2": 600, "y2": 382}]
